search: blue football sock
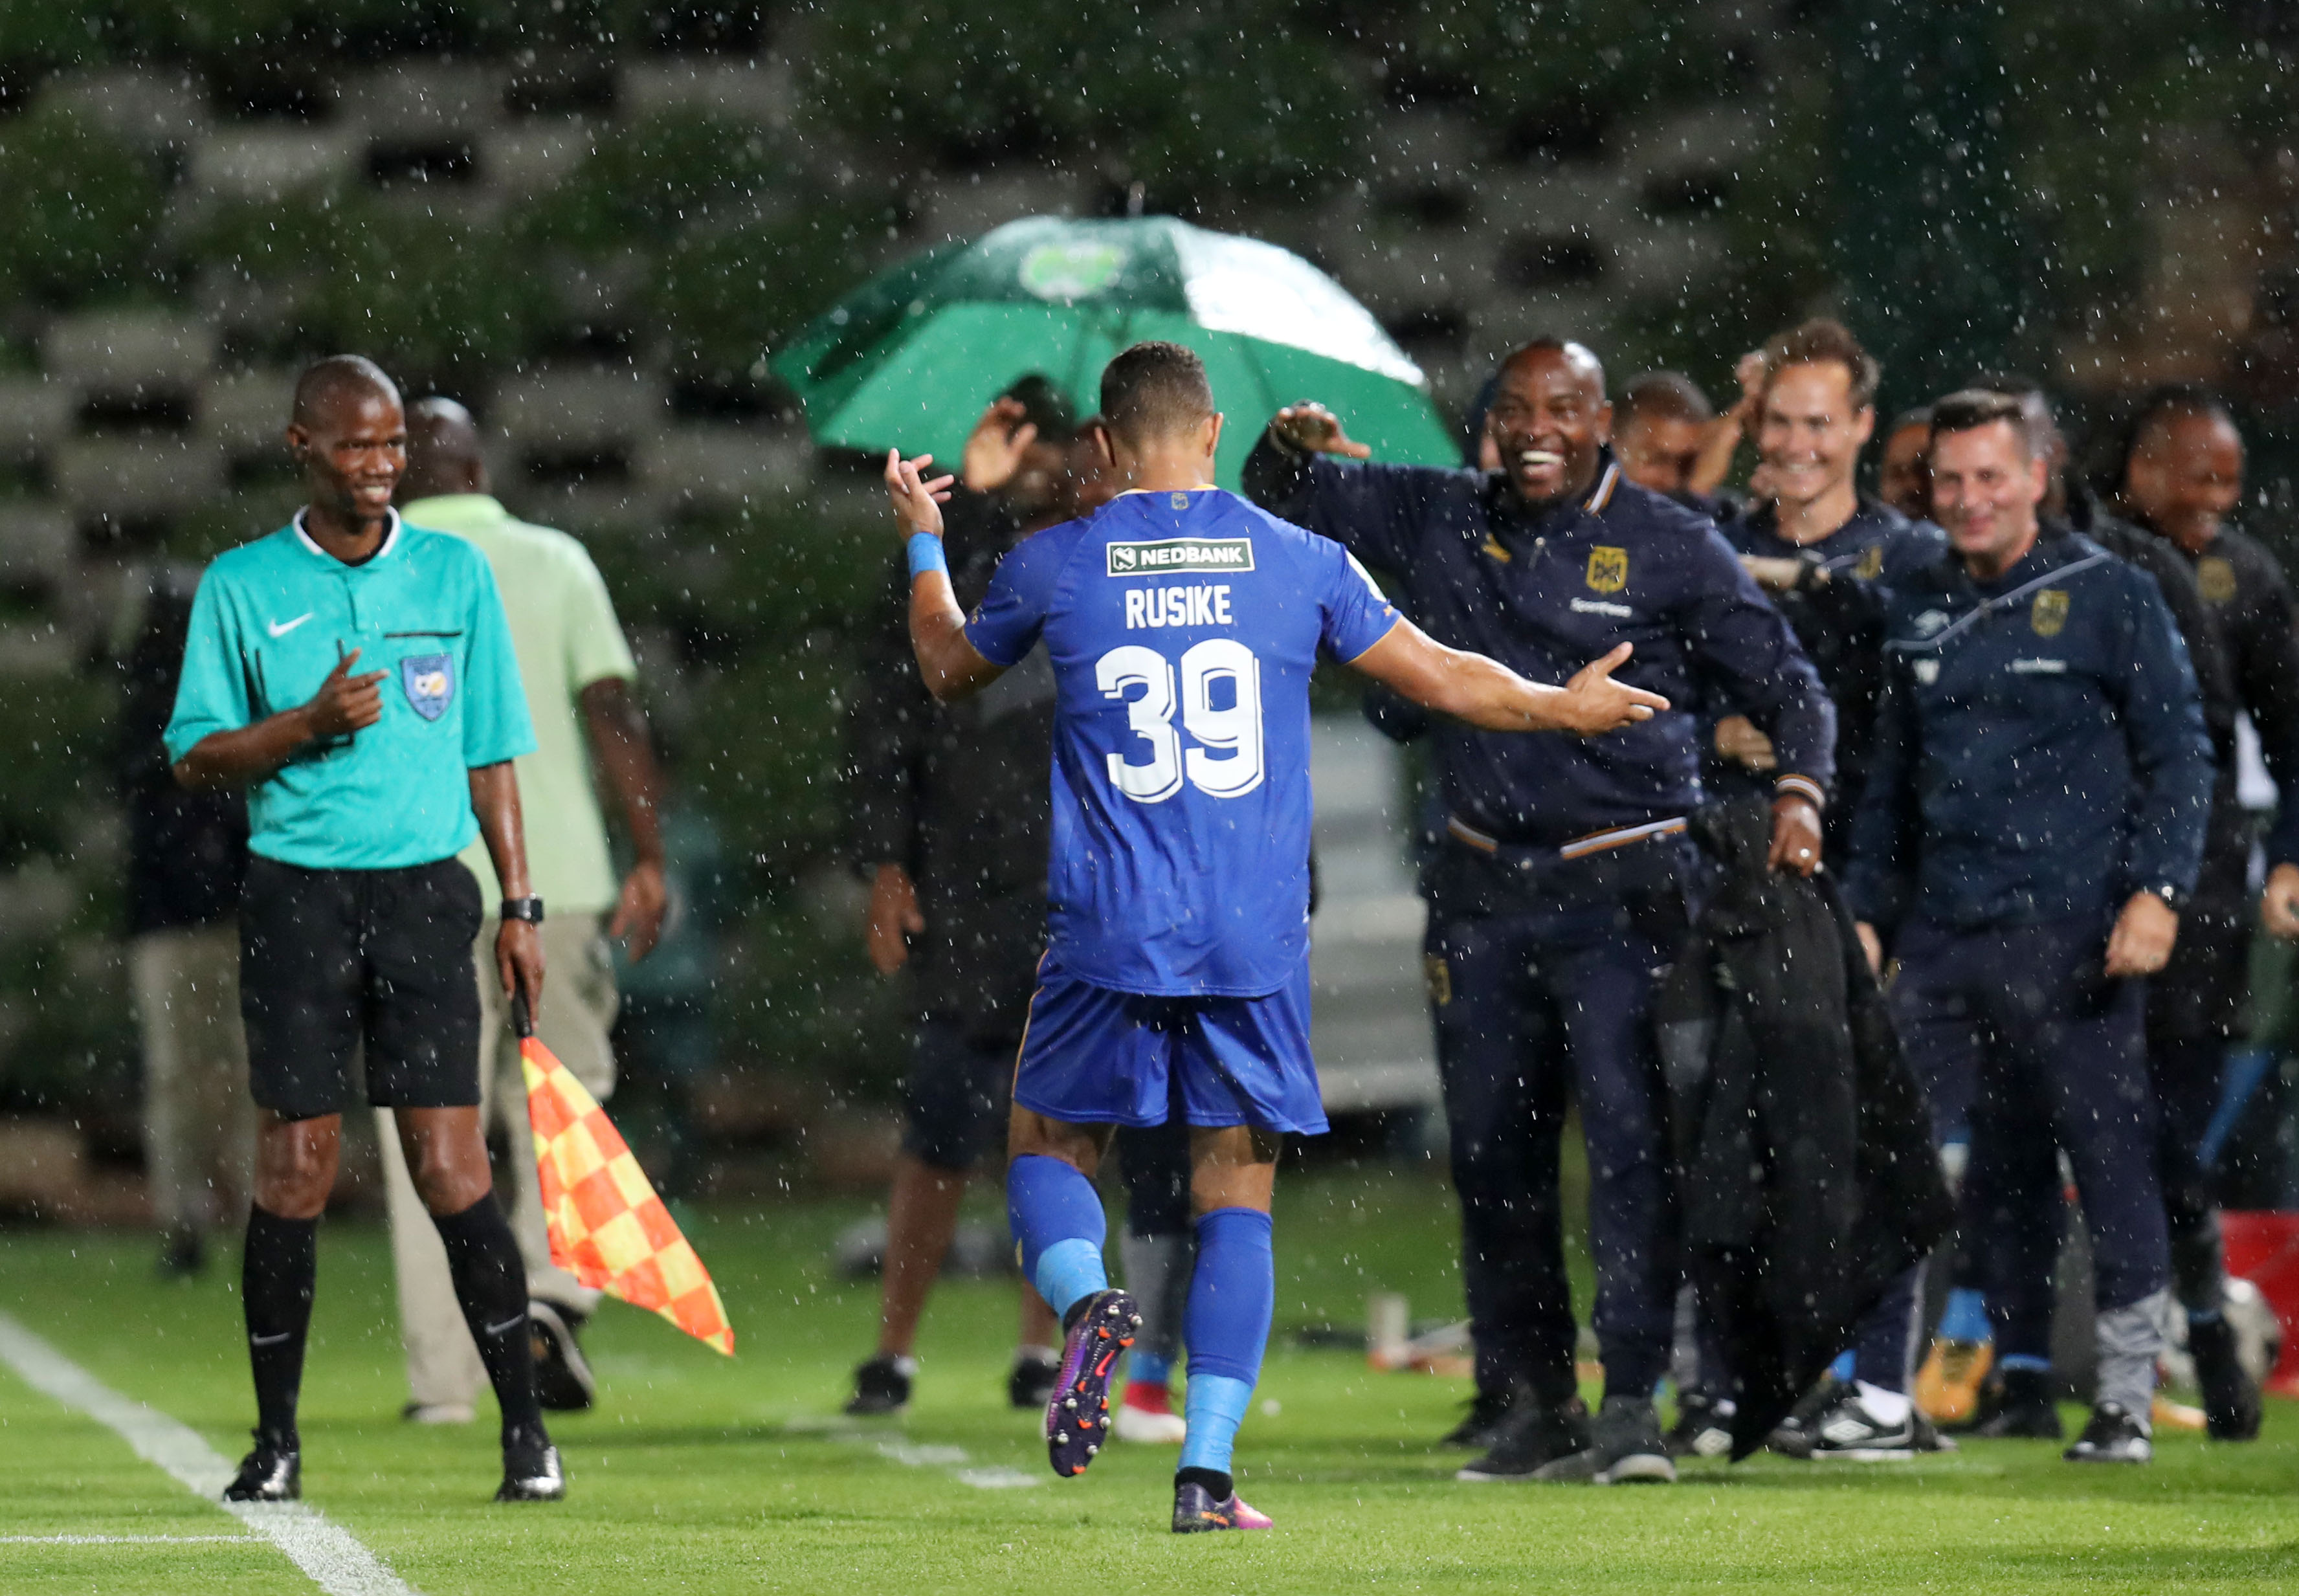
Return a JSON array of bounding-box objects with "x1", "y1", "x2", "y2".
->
[
  {"x1": 1006, "y1": 1155, "x2": 1108, "y2": 1321},
  {"x1": 1179, "y1": 1375, "x2": 1254, "y2": 1476},
  {"x1": 1129, "y1": 1350, "x2": 1173, "y2": 1387},
  {"x1": 1830, "y1": 1350, "x2": 1856, "y2": 1384},
  {"x1": 1938, "y1": 1287, "x2": 1992, "y2": 1344},
  {"x1": 1178, "y1": 1207, "x2": 1274, "y2": 1476}
]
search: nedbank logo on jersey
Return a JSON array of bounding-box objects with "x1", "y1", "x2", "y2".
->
[
  {"x1": 1106, "y1": 538, "x2": 1256, "y2": 577},
  {"x1": 399, "y1": 654, "x2": 455, "y2": 721}
]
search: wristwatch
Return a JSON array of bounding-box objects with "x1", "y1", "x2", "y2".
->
[{"x1": 501, "y1": 896, "x2": 546, "y2": 924}]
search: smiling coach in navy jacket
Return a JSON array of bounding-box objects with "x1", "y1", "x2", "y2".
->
[
  {"x1": 1843, "y1": 390, "x2": 2212, "y2": 1465},
  {"x1": 1245, "y1": 338, "x2": 1832, "y2": 1485}
]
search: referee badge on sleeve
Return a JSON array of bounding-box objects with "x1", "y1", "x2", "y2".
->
[{"x1": 399, "y1": 653, "x2": 456, "y2": 721}]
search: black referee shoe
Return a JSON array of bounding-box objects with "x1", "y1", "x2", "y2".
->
[
  {"x1": 223, "y1": 1432, "x2": 299, "y2": 1502},
  {"x1": 495, "y1": 1423, "x2": 568, "y2": 1502}
]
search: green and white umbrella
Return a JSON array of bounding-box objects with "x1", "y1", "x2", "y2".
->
[{"x1": 771, "y1": 216, "x2": 1456, "y2": 488}]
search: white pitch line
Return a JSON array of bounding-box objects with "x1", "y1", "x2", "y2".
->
[
  {"x1": 785, "y1": 1418, "x2": 1044, "y2": 1490},
  {"x1": 0, "y1": 1312, "x2": 414, "y2": 1595}
]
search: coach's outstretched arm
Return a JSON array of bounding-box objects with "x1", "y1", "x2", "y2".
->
[
  {"x1": 886, "y1": 449, "x2": 1006, "y2": 701},
  {"x1": 1352, "y1": 625, "x2": 1667, "y2": 737}
]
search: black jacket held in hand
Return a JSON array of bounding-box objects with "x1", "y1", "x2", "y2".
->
[{"x1": 1654, "y1": 801, "x2": 1954, "y2": 1459}]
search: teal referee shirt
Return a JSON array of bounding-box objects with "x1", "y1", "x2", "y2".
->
[{"x1": 164, "y1": 510, "x2": 537, "y2": 870}]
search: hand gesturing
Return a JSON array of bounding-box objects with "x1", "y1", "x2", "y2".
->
[{"x1": 305, "y1": 648, "x2": 386, "y2": 738}]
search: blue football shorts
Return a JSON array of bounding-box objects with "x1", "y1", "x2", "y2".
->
[{"x1": 1011, "y1": 957, "x2": 1327, "y2": 1135}]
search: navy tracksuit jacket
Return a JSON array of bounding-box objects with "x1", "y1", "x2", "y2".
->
[
  {"x1": 1845, "y1": 527, "x2": 2212, "y2": 1366},
  {"x1": 1245, "y1": 434, "x2": 1832, "y2": 1404}
]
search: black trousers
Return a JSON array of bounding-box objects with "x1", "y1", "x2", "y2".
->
[{"x1": 1425, "y1": 894, "x2": 1682, "y2": 1406}]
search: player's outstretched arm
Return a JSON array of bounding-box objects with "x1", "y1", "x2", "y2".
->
[
  {"x1": 1349, "y1": 624, "x2": 1667, "y2": 736},
  {"x1": 885, "y1": 450, "x2": 1005, "y2": 702}
]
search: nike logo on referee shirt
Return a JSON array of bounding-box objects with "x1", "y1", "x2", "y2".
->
[{"x1": 267, "y1": 613, "x2": 313, "y2": 637}]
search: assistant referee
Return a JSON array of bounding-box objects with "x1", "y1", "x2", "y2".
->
[{"x1": 166, "y1": 355, "x2": 565, "y2": 1504}]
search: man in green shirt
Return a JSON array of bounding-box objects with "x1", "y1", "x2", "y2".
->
[
  {"x1": 379, "y1": 396, "x2": 669, "y2": 1420},
  {"x1": 166, "y1": 355, "x2": 564, "y2": 1503}
]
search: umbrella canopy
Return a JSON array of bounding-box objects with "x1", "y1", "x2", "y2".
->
[{"x1": 771, "y1": 216, "x2": 1457, "y2": 488}]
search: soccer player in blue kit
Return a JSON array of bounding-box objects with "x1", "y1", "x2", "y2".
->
[{"x1": 883, "y1": 342, "x2": 1668, "y2": 1533}]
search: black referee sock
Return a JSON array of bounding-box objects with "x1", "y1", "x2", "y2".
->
[
  {"x1": 242, "y1": 1206, "x2": 317, "y2": 1445},
  {"x1": 430, "y1": 1195, "x2": 545, "y2": 1439}
]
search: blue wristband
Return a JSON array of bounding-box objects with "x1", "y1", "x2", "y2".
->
[{"x1": 907, "y1": 533, "x2": 948, "y2": 579}]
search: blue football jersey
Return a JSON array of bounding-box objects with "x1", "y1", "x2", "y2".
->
[{"x1": 964, "y1": 488, "x2": 1400, "y2": 997}]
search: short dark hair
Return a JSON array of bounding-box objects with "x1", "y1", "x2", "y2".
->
[
  {"x1": 1928, "y1": 389, "x2": 2034, "y2": 459},
  {"x1": 1617, "y1": 371, "x2": 1712, "y2": 428},
  {"x1": 292, "y1": 353, "x2": 398, "y2": 427},
  {"x1": 2130, "y1": 382, "x2": 2236, "y2": 447},
  {"x1": 1760, "y1": 318, "x2": 1880, "y2": 409},
  {"x1": 1001, "y1": 373, "x2": 1077, "y2": 443},
  {"x1": 1889, "y1": 404, "x2": 1933, "y2": 435},
  {"x1": 2112, "y1": 382, "x2": 2240, "y2": 492},
  {"x1": 1500, "y1": 337, "x2": 1607, "y2": 395},
  {"x1": 1100, "y1": 341, "x2": 1214, "y2": 445}
]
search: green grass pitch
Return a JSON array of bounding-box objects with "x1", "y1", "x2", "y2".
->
[{"x1": 1, "y1": 1168, "x2": 2295, "y2": 1593}]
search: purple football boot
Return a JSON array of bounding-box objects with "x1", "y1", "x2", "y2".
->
[
  {"x1": 1045, "y1": 1288, "x2": 1140, "y2": 1477},
  {"x1": 1172, "y1": 1481, "x2": 1274, "y2": 1532}
]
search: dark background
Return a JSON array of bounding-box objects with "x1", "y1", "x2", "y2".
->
[{"x1": 1, "y1": 1, "x2": 2294, "y2": 1195}]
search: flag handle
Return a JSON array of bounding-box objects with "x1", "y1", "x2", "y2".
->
[{"x1": 511, "y1": 989, "x2": 535, "y2": 1039}]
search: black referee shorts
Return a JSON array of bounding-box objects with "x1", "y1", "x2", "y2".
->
[{"x1": 239, "y1": 854, "x2": 483, "y2": 1120}]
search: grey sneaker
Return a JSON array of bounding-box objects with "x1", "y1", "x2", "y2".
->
[{"x1": 1531, "y1": 1395, "x2": 1676, "y2": 1483}]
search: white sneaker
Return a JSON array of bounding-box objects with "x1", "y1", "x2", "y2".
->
[{"x1": 1115, "y1": 1401, "x2": 1188, "y2": 1443}]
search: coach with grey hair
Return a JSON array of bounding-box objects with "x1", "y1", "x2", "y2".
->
[{"x1": 1844, "y1": 389, "x2": 2213, "y2": 1464}]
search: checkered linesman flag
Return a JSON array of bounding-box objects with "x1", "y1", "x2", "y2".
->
[{"x1": 518, "y1": 1008, "x2": 733, "y2": 1355}]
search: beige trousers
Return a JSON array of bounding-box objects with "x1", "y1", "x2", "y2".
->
[
  {"x1": 379, "y1": 915, "x2": 620, "y2": 1408},
  {"x1": 131, "y1": 924, "x2": 255, "y2": 1234}
]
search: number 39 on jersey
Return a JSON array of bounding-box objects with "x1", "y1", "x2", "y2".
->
[{"x1": 1095, "y1": 639, "x2": 1264, "y2": 803}]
